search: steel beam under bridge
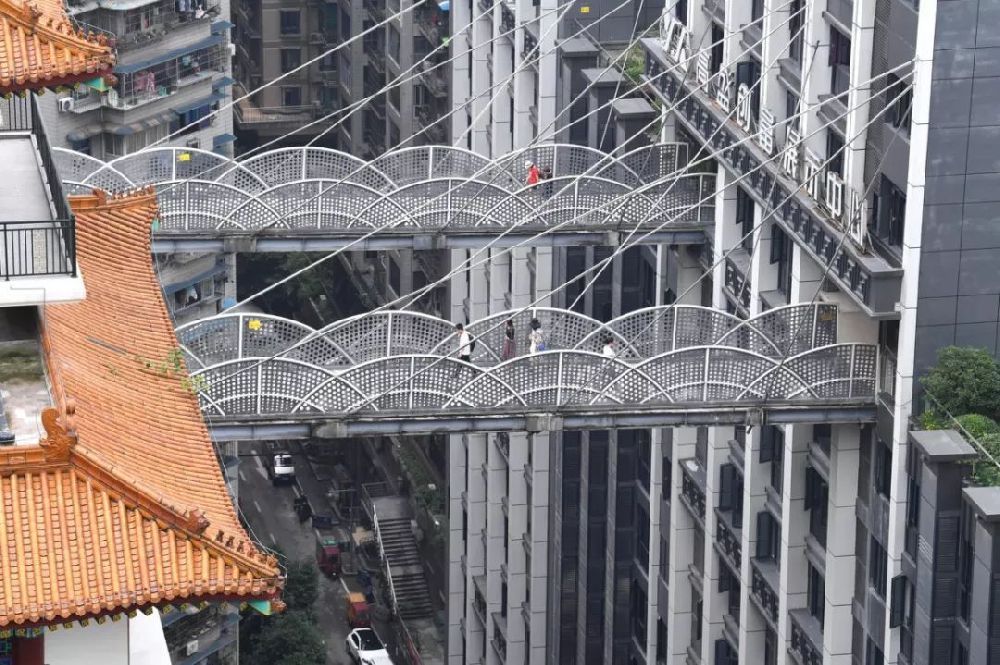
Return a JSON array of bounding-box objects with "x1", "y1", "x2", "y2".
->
[
  {"x1": 151, "y1": 228, "x2": 708, "y2": 254},
  {"x1": 204, "y1": 401, "x2": 876, "y2": 441}
]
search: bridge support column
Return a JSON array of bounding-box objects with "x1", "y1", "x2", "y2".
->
[
  {"x1": 773, "y1": 424, "x2": 813, "y2": 665},
  {"x1": 664, "y1": 427, "x2": 698, "y2": 665},
  {"x1": 823, "y1": 425, "x2": 861, "y2": 665},
  {"x1": 448, "y1": 433, "x2": 469, "y2": 665}
]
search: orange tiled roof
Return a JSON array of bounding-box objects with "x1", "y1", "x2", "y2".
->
[
  {"x1": 0, "y1": 0, "x2": 114, "y2": 94},
  {"x1": 0, "y1": 189, "x2": 281, "y2": 628}
]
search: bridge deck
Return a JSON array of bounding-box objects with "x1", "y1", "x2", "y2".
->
[{"x1": 55, "y1": 144, "x2": 715, "y2": 251}]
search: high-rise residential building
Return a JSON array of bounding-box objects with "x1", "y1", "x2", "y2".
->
[
  {"x1": 0, "y1": 3, "x2": 281, "y2": 663},
  {"x1": 232, "y1": 0, "x2": 450, "y2": 157},
  {"x1": 34, "y1": 0, "x2": 240, "y2": 326},
  {"x1": 42, "y1": 0, "x2": 237, "y2": 159},
  {"x1": 441, "y1": 0, "x2": 1000, "y2": 664}
]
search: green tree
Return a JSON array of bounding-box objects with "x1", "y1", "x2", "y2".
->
[
  {"x1": 282, "y1": 558, "x2": 319, "y2": 615},
  {"x1": 921, "y1": 346, "x2": 1000, "y2": 421},
  {"x1": 242, "y1": 610, "x2": 326, "y2": 665},
  {"x1": 955, "y1": 414, "x2": 1000, "y2": 487}
]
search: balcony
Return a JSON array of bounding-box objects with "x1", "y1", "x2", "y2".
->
[
  {"x1": 415, "y1": 7, "x2": 447, "y2": 44},
  {"x1": 233, "y1": 85, "x2": 318, "y2": 129},
  {"x1": 473, "y1": 578, "x2": 487, "y2": 625},
  {"x1": 680, "y1": 459, "x2": 706, "y2": 523},
  {"x1": 0, "y1": 96, "x2": 82, "y2": 304},
  {"x1": 418, "y1": 61, "x2": 449, "y2": 98},
  {"x1": 788, "y1": 610, "x2": 823, "y2": 665},
  {"x1": 521, "y1": 24, "x2": 538, "y2": 64},
  {"x1": 724, "y1": 253, "x2": 751, "y2": 314},
  {"x1": 715, "y1": 511, "x2": 742, "y2": 570},
  {"x1": 364, "y1": 0, "x2": 385, "y2": 20},
  {"x1": 495, "y1": 432, "x2": 510, "y2": 462},
  {"x1": 877, "y1": 345, "x2": 896, "y2": 407},
  {"x1": 116, "y1": 1, "x2": 222, "y2": 52},
  {"x1": 499, "y1": 3, "x2": 514, "y2": 33},
  {"x1": 750, "y1": 560, "x2": 780, "y2": 625},
  {"x1": 110, "y1": 42, "x2": 227, "y2": 111}
]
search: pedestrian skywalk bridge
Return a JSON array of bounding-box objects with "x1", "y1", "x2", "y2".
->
[
  {"x1": 176, "y1": 304, "x2": 881, "y2": 439},
  {"x1": 54, "y1": 143, "x2": 716, "y2": 251}
]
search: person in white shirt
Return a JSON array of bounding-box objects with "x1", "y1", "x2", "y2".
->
[
  {"x1": 455, "y1": 323, "x2": 473, "y2": 363},
  {"x1": 528, "y1": 318, "x2": 545, "y2": 354},
  {"x1": 602, "y1": 337, "x2": 616, "y2": 358}
]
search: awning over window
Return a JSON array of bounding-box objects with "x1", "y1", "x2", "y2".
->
[
  {"x1": 213, "y1": 133, "x2": 237, "y2": 149},
  {"x1": 110, "y1": 111, "x2": 176, "y2": 136},
  {"x1": 211, "y1": 19, "x2": 234, "y2": 34},
  {"x1": 115, "y1": 34, "x2": 224, "y2": 74},
  {"x1": 161, "y1": 260, "x2": 227, "y2": 296},
  {"x1": 171, "y1": 91, "x2": 226, "y2": 115},
  {"x1": 66, "y1": 123, "x2": 104, "y2": 142},
  {"x1": 212, "y1": 76, "x2": 235, "y2": 89}
]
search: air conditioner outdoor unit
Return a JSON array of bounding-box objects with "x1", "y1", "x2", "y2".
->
[
  {"x1": 185, "y1": 640, "x2": 199, "y2": 656},
  {"x1": 58, "y1": 97, "x2": 74, "y2": 112}
]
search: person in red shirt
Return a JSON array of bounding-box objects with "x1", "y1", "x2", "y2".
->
[{"x1": 525, "y1": 160, "x2": 540, "y2": 187}]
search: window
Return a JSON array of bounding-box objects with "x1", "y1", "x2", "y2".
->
[
  {"x1": 735, "y1": 57, "x2": 762, "y2": 121},
  {"x1": 388, "y1": 25, "x2": 400, "y2": 63},
  {"x1": 630, "y1": 585, "x2": 647, "y2": 643},
  {"x1": 770, "y1": 225, "x2": 792, "y2": 298},
  {"x1": 871, "y1": 175, "x2": 906, "y2": 252},
  {"x1": 675, "y1": 0, "x2": 687, "y2": 23},
  {"x1": 711, "y1": 23, "x2": 724, "y2": 74},
  {"x1": 826, "y1": 130, "x2": 845, "y2": 177},
  {"x1": 805, "y1": 466, "x2": 829, "y2": 547},
  {"x1": 282, "y1": 86, "x2": 302, "y2": 106},
  {"x1": 750, "y1": 0, "x2": 764, "y2": 21},
  {"x1": 786, "y1": 90, "x2": 800, "y2": 133},
  {"x1": 865, "y1": 637, "x2": 884, "y2": 665},
  {"x1": 279, "y1": 9, "x2": 301, "y2": 35},
  {"x1": 659, "y1": 536, "x2": 668, "y2": 581},
  {"x1": 718, "y1": 561, "x2": 741, "y2": 619},
  {"x1": 959, "y1": 505, "x2": 974, "y2": 621},
  {"x1": 829, "y1": 27, "x2": 851, "y2": 96},
  {"x1": 814, "y1": 424, "x2": 831, "y2": 458},
  {"x1": 755, "y1": 511, "x2": 780, "y2": 562},
  {"x1": 764, "y1": 628, "x2": 778, "y2": 665},
  {"x1": 280, "y1": 48, "x2": 301, "y2": 73},
  {"x1": 718, "y1": 464, "x2": 744, "y2": 523},
  {"x1": 690, "y1": 591, "x2": 703, "y2": 652},
  {"x1": 340, "y1": 7, "x2": 351, "y2": 40},
  {"x1": 656, "y1": 619, "x2": 667, "y2": 662},
  {"x1": 736, "y1": 186, "x2": 755, "y2": 251},
  {"x1": 789, "y1": 0, "x2": 804, "y2": 61},
  {"x1": 760, "y1": 426, "x2": 785, "y2": 496},
  {"x1": 807, "y1": 563, "x2": 826, "y2": 628},
  {"x1": 715, "y1": 640, "x2": 739, "y2": 665},
  {"x1": 869, "y1": 536, "x2": 887, "y2": 598},
  {"x1": 873, "y1": 439, "x2": 892, "y2": 498},
  {"x1": 885, "y1": 74, "x2": 912, "y2": 133}
]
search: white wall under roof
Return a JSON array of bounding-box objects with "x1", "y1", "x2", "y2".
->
[{"x1": 45, "y1": 608, "x2": 170, "y2": 665}]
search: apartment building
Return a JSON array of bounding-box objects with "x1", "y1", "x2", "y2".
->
[
  {"x1": 232, "y1": 0, "x2": 450, "y2": 157},
  {"x1": 32, "y1": 0, "x2": 240, "y2": 325},
  {"x1": 445, "y1": 0, "x2": 1000, "y2": 662},
  {"x1": 0, "y1": 4, "x2": 281, "y2": 661},
  {"x1": 44, "y1": 0, "x2": 237, "y2": 159}
]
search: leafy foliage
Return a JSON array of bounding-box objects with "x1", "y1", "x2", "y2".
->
[
  {"x1": 282, "y1": 559, "x2": 319, "y2": 616},
  {"x1": 240, "y1": 610, "x2": 326, "y2": 665},
  {"x1": 920, "y1": 346, "x2": 1000, "y2": 421},
  {"x1": 955, "y1": 414, "x2": 1000, "y2": 487}
]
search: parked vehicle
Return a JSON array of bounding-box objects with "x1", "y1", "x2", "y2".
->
[
  {"x1": 345, "y1": 592, "x2": 371, "y2": 628},
  {"x1": 316, "y1": 535, "x2": 341, "y2": 577},
  {"x1": 345, "y1": 627, "x2": 393, "y2": 665},
  {"x1": 268, "y1": 452, "x2": 295, "y2": 486}
]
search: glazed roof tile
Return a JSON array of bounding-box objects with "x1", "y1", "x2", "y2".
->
[
  {"x1": 0, "y1": 0, "x2": 114, "y2": 93},
  {"x1": 0, "y1": 189, "x2": 281, "y2": 628}
]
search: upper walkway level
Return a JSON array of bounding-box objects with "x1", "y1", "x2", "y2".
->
[
  {"x1": 54, "y1": 143, "x2": 717, "y2": 251},
  {"x1": 0, "y1": 96, "x2": 84, "y2": 305},
  {"x1": 176, "y1": 304, "x2": 882, "y2": 440}
]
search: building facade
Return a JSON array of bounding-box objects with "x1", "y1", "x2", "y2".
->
[
  {"x1": 232, "y1": 0, "x2": 451, "y2": 157},
  {"x1": 445, "y1": 0, "x2": 1000, "y2": 663}
]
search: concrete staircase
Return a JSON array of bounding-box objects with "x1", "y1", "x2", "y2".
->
[{"x1": 377, "y1": 516, "x2": 433, "y2": 620}]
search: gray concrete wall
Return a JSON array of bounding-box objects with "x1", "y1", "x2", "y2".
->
[{"x1": 916, "y1": 0, "x2": 1000, "y2": 377}]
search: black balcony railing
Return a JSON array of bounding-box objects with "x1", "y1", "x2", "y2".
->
[
  {"x1": 0, "y1": 95, "x2": 76, "y2": 279},
  {"x1": 680, "y1": 462, "x2": 706, "y2": 522},
  {"x1": 789, "y1": 610, "x2": 823, "y2": 665},
  {"x1": 715, "y1": 512, "x2": 742, "y2": 567},
  {"x1": 724, "y1": 257, "x2": 751, "y2": 311},
  {"x1": 750, "y1": 561, "x2": 779, "y2": 624}
]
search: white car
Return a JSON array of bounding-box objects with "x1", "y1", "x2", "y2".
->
[
  {"x1": 268, "y1": 453, "x2": 295, "y2": 486},
  {"x1": 345, "y1": 627, "x2": 393, "y2": 665}
]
